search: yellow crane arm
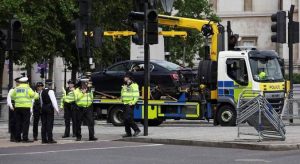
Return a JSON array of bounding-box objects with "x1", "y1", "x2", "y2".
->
[
  {"x1": 103, "y1": 31, "x2": 136, "y2": 41},
  {"x1": 159, "y1": 30, "x2": 187, "y2": 39},
  {"x1": 104, "y1": 31, "x2": 136, "y2": 37},
  {"x1": 103, "y1": 30, "x2": 188, "y2": 40},
  {"x1": 158, "y1": 15, "x2": 220, "y2": 61}
]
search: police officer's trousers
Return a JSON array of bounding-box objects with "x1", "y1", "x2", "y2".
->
[
  {"x1": 15, "y1": 108, "x2": 31, "y2": 141},
  {"x1": 123, "y1": 105, "x2": 140, "y2": 135},
  {"x1": 63, "y1": 102, "x2": 76, "y2": 136},
  {"x1": 41, "y1": 104, "x2": 54, "y2": 142},
  {"x1": 75, "y1": 106, "x2": 95, "y2": 139},
  {"x1": 33, "y1": 108, "x2": 41, "y2": 140}
]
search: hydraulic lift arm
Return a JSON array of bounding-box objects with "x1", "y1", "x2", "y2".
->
[
  {"x1": 129, "y1": 12, "x2": 221, "y2": 61},
  {"x1": 157, "y1": 15, "x2": 220, "y2": 61},
  {"x1": 103, "y1": 30, "x2": 188, "y2": 40}
]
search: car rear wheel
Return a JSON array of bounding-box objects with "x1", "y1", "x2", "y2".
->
[{"x1": 109, "y1": 106, "x2": 124, "y2": 126}]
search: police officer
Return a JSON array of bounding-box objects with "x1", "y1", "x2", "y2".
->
[
  {"x1": 259, "y1": 71, "x2": 266, "y2": 80},
  {"x1": 32, "y1": 82, "x2": 44, "y2": 141},
  {"x1": 7, "y1": 77, "x2": 21, "y2": 142},
  {"x1": 40, "y1": 79, "x2": 59, "y2": 144},
  {"x1": 10, "y1": 77, "x2": 36, "y2": 142},
  {"x1": 74, "y1": 80, "x2": 97, "y2": 141},
  {"x1": 121, "y1": 72, "x2": 141, "y2": 138},
  {"x1": 61, "y1": 79, "x2": 76, "y2": 138}
]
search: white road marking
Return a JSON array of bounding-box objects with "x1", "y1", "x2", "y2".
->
[
  {"x1": 0, "y1": 144, "x2": 163, "y2": 156},
  {"x1": 235, "y1": 159, "x2": 272, "y2": 163}
]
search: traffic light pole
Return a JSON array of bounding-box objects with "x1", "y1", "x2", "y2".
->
[
  {"x1": 288, "y1": 5, "x2": 294, "y2": 123},
  {"x1": 143, "y1": 0, "x2": 149, "y2": 136}
]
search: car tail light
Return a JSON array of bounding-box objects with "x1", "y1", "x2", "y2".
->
[{"x1": 170, "y1": 73, "x2": 179, "y2": 81}]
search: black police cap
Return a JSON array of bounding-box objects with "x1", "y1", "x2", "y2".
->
[
  {"x1": 14, "y1": 77, "x2": 22, "y2": 82},
  {"x1": 67, "y1": 79, "x2": 75, "y2": 84},
  {"x1": 124, "y1": 72, "x2": 133, "y2": 79},
  {"x1": 36, "y1": 82, "x2": 44, "y2": 87},
  {"x1": 45, "y1": 79, "x2": 53, "y2": 84}
]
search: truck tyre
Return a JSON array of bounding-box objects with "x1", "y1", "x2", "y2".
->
[
  {"x1": 109, "y1": 106, "x2": 124, "y2": 126},
  {"x1": 217, "y1": 105, "x2": 236, "y2": 126},
  {"x1": 141, "y1": 119, "x2": 164, "y2": 126}
]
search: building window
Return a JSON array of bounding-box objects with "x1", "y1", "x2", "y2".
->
[
  {"x1": 244, "y1": 0, "x2": 252, "y2": 11},
  {"x1": 210, "y1": 0, "x2": 217, "y2": 11},
  {"x1": 239, "y1": 36, "x2": 257, "y2": 47}
]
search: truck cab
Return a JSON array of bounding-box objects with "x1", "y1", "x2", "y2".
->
[{"x1": 216, "y1": 50, "x2": 285, "y2": 125}]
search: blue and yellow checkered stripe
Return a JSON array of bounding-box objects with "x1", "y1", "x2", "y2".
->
[{"x1": 218, "y1": 81, "x2": 234, "y2": 97}]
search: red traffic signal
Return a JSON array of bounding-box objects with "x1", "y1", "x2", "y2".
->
[{"x1": 271, "y1": 11, "x2": 286, "y2": 43}]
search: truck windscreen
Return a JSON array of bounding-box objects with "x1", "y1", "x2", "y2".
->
[{"x1": 249, "y1": 57, "x2": 284, "y2": 82}]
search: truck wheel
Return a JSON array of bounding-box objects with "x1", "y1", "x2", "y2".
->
[
  {"x1": 217, "y1": 105, "x2": 236, "y2": 126},
  {"x1": 141, "y1": 119, "x2": 164, "y2": 126},
  {"x1": 110, "y1": 106, "x2": 124, "y2": 126}
]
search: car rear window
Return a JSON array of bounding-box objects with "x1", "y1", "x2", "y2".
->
[{"x1": 154, "y1": 61, "x2": 181, "y2": 71}]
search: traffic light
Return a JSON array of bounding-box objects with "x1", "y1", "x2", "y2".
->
[
  {"x1": 93, "y1": 27, "x2": 102, "y2": 48},
  {"x1": 146, "y1": 9, "x2": 158, "y2": 44},
  {"x1": 10, "y1": 19, "x2": 22, "y2": 51},
  {"x1": 228, "y1": 34, "x2": 239, "y2": 50},
  {"x1": 132, "y1": 22, "x2": 143, "y2": 45},
  {"x1": 289, "y1": 21, "x2": 299, "y2": 44},
  {"x1": 271, "y1": 11, "x2": 286, "y2": 43},
  {"x1": 0, "y1": 29, "x2": 8, "y2": 50},
  {"x1": 78, "y1": 0, "x2": 91, "y2": 24},
  {"x1": 72, "y1": 19, "x2": 84, "y2": 49}
]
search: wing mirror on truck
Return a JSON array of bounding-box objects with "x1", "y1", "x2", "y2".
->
[
  {"x1": 198, "y1": 60, "x2": 218, "y2": 90},
  {"x1": 278, "y1": 58, "x2": 285, "y2": 76}
]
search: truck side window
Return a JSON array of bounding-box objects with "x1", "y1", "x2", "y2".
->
[{"x1": 226, "y1": 59, "x2": 248, "y2": 86}]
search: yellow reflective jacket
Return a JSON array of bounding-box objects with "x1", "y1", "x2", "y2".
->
[
  {"x1": 121, "y1": 83, "x2": 139, "y2": 105},
  {"x1": 11, "y1": 84, "x2": 36, "y2": 108},
  {"x1": 34, "y1": 91, "x2": 39, "y2": 100},
  {"x1": 74, "y1": 88, "x2": 93, "y2": 108},
  {"x1": 60, "y1": 87, "x2": 75, "y2": 108}
]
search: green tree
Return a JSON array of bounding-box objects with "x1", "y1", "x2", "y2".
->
[
  {"x1": 91, "y1": 0, "x2": 133, "y2": 70},
  {"x1": 163, "y1": 0, "x2": 219, "y2": 67},
  {"x1": 0, "y1": 0, "x2": 77, "y2": 85},
  {"x1": 0, "y1": 0, "x2": 218, "y2": 96}
]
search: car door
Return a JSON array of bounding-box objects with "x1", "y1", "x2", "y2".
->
[{"x1": 103, "y1": 62, "x2": 131, "y2": 95}]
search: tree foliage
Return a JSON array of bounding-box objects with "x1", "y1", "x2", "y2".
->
[
  {"x1": 163, "y1": 0, "x2": 219, "y2": 67},
  {"x1": 0, "y1": 0, "x2": 217, "y2": 84}
]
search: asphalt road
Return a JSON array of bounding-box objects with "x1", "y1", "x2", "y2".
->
[{"x1": 0, "y1": 140, "x2": 300, "y2": 164}]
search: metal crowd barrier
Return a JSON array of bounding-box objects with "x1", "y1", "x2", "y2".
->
[
  {"x1": 237, "y1": 90, "x2": 286, "y2": 141},
  {"x1": 281, "y1": 88, "x2": 300, "y2": 121}
]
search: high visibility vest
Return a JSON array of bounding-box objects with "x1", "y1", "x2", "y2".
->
[
  {"x1": 11, "y1": 84, "x2": 36, "y2": 108},
  {"x1": 60, "y1": 87, "x2": 75, "y2": 108},
  {"x1": 121, "y1": 83, "x2": 139, "y2": 105},
  {"x1": 259, "y1": 71, "x2": 266, "y2": 80},
  {"x1": 74, "y1": 88, "x2": 93, "y2": 108}
]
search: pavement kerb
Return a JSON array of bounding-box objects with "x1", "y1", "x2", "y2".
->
[{"x1": 118, "y1": 137, "x2": 300, "y2": 151}]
